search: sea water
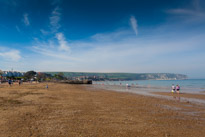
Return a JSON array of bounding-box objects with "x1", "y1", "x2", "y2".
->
[
  {"x1": 93, "y1": 79, "x2": 205, "y2": 93},
  {"x1": 92, "y1": 79, "x2": 205, "y2": 104}
]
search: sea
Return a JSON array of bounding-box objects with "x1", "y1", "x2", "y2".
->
[
  {"x1": 93, "y1": 79, "x2": 205, "y2": 92},
  {"x1": 92, "y1": 79, "x2": 205, "y2": 104}
]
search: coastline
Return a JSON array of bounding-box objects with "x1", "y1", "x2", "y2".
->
[
  {"x1": 153, "y1": 92, "x2": 205, "y2": 100},
  {"x1": 93, "y1": 79, "x2": 205, "y2": 92},
  {"x1": 92, "y1": 84, "x2": 205, "y2": 105},
  {"x1": 0, "y1": 82, "x2": 205, "y2": 136}
]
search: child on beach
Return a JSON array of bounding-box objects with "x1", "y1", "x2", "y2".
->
[
  {"x1": 171, "y1": 84, "x2": 175, "y2": 93},
  {"x1": 46, "y1": 84, "x2": 48, "y2": 89},
  {"x1": 176, "y1": 85, "x2": 180, "y2": 94}
]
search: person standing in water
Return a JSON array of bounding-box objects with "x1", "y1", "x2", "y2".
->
[{"x1": 176, "y1": 85, "x2": 180, "y2": 94}]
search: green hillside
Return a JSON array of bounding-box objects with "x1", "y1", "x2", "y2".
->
[{"x1": 44, "y1": 72, "x2": 187, "y2": 80}]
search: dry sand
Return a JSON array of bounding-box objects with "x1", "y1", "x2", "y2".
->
[{"x1": 0, "y1": 82, "x2": 205, "y2": 137}]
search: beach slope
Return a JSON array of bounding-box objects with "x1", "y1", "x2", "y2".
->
[{"x1": 0, "y1": 83, "x2": 204, "y2": 137}]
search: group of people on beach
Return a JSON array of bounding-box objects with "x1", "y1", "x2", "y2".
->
[
  {"x1": 8, "y1": 79, "x2": 23, "y2": 86},
  {"x1": 171, "y1": 84, "x2": 180, "y2": 94},
  {"x1": 7, "y1": 79, "x2": 49, "y2": 90}
]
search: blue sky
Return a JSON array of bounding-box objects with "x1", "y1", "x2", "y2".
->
[{"x1": 0, "y1": 0, "x2": 205, "y2": 78}]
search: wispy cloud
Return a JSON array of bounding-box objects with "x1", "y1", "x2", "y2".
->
[
  {"x1": 130, "y1": 16, "x2": 138, "y2": 36},
  {"x1": 22, "y1": 13, "x2": 30, "y2": 26},
  {"x1": 49, "y1": 7, "x2": 61, "y2": 33},
  {"x1": 32, "y1": 45, "x2": 77, "y2": 61},
  {"x1": 91, "y1": 30, "x2": 133, "y2": 42},
  {"x1": 51, "y1": 0, "x2": 62, "y2": 5},
  {"x1": 0, "y1": 0, "x2": 18, "y2": 12},
  {"x1": 0, "y1": 48, "x2": 21, "y2": 61},
  {"x1": 56, "y1": 33, "x2": 70, "y2": 52},
  {"x1": 31, "y1": 34, "x2": 72, "y2": 60},
  {"x1": 24, "y1": 1, "x2": 204, "y2": 78},
  {"x1": 167, "y1": 9, "x2": 205, "y2": 17},
  {"x1": 15, "y1": 25, "x2": 20, "y2": 32},
  {"x1": 40, "y1": 29, "x2": 49, "y2": 35},
  {"x1": 30, "y1": 11, "x2": 205, "y2": 73},
  {"x1": 32, "y1": 36, "x2": 74, "y2": 61},
  {"x1": 167, "y1": 0, "x2": 205, "y2": 19},
  {"x1": 35, "y1": 5, "x2": 70, "y2": 59},
  {"x1": 28, "y1": 20, "x2": 205, "y2": 77}
]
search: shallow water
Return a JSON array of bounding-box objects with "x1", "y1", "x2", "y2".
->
[
  {"x1": 91, "y1": 80, "x2": 205, "y2": 105},
  {"x1": 93, "y1": 79, "x2": 205, "y2": 93}
]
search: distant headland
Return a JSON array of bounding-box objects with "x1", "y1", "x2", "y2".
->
[
  {"x1": 45, "y1": 72, "x2": 188, "y2": 81},
  {"x1": 0, "y1": 70, "x2": 187, "y2": 81}
]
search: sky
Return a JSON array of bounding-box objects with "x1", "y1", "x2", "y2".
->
[{"x1": 0, "y1": 0, "x2": 205, "y2": 78}]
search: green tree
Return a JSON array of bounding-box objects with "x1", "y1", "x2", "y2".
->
[
  {"x1": 54, "y1": 72, "x2": 65, "y2": 80},
  {"x1": 24, "y1": 71, "x2": 37, "y2": 80},
  {"x1": 37, "y1": 72, "x2": 46, "y2": 81},
  {"x1": 37, "y1": 73, "x2": 53, "y2": 81},
  {"x1": 0, "y1": 70, "x2": 3, "y2": 75}
]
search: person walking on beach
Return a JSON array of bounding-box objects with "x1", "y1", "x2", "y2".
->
[
  {"x1": 8, "y1": 79, "x2": 12, "y2": 87},
  {"x1": 18, "y1": 80, "x2": 23, "y2": 86},
  {"x1": 176, "y1": 85, "x2": 180, "y2": 94},
  {"x1": 171, "y1": 84, "x2": 175, "y2": 93}
]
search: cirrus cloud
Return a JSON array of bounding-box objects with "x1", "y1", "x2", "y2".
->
[
  {"x1": 22, "y1": 13, "x2": 30, "y2": 26},
  {"x1": 130, "y1": 16, "x2": 138, "y2": 36},
  {"x1": 56, "y1": 33, "x2": 70, "y2": 52},
  {"x1": 0, "y1": 48, "x2": 21, "y2": 61}
]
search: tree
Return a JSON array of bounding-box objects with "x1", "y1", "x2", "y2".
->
[
  {"x1": 37, "y1": 72, "x2": 53, "y2": 81},
  {"x1": 0, "y1": 70, "x2": 3, "y2": 75},
  {"x1": 37, "y1": 72, "x2": 46, "y2": 81},
  {"x1": 24, "y1": 71, "x2": 37, "y2": 80},
  {"x1": 54, "y1": 72, "x2": 65, "y2": 80}
]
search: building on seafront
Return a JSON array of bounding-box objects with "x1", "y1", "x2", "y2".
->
[{"x1": 0, "y1": 70, "x2": 24, "y2": 77}]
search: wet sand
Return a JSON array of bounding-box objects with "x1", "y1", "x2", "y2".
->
[
  {"x1": 0, "y1": 82, "x2": 205, "y2": 137},
  {"x1": 153, "y1": 92, "x2": 205, "y2": 100}
]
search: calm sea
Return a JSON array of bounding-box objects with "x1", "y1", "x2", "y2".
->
[
  {"x1": 93, "y1": 79, "x2": 205, "y2": 93},
  {"x1": 92, "y1": 79, "x2": 205, "y2": 104}
]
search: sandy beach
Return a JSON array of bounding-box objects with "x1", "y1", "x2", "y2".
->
[{"x1": 0, "y1": 82, "x2": 205, "y2": 137}]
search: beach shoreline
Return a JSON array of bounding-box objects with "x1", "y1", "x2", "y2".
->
[{"x1": 0, "y1": 82, "x2": 205, "y2": 136}]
